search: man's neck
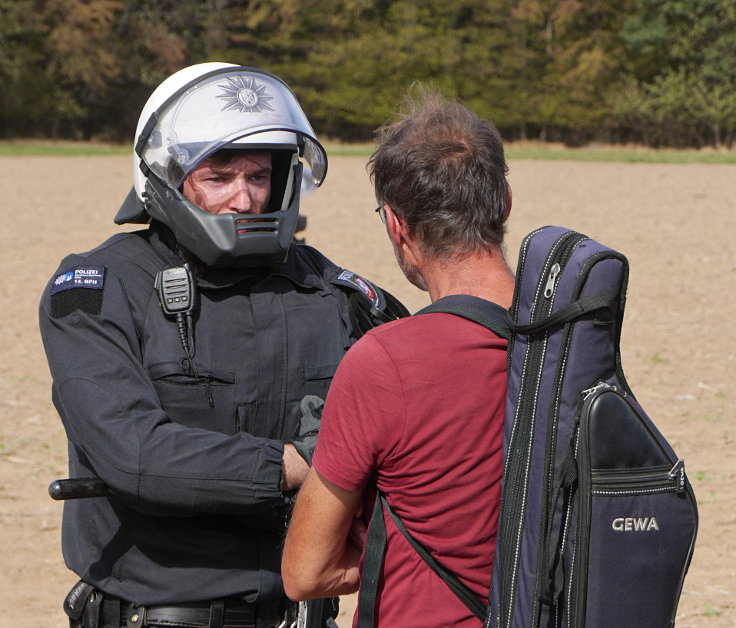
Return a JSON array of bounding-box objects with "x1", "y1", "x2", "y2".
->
[{"x1": 423, "y1": 247, "x2": 516, "y2": 309}]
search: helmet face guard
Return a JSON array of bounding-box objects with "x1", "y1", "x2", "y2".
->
[
  {"x1": 143, "y1": 162, "x2": 303, "y2": 268},
  {"x1": 119, "y1": 64, "x2": 328, "y2": 268}
]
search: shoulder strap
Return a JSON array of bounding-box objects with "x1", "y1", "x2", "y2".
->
[
  {"x1": 358, "y1": 493, "x2": 486, "y2": 628},
  {"x1": 416, "y1": 294, "x2": 512, "y2": 341}
]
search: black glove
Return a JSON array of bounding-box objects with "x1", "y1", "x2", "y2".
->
[{"x1": 289, "y1": 394, "x2": 324, "y2": 465}]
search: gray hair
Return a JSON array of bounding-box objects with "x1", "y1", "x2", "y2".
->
[{"x1": 368, "y1": 86, "x2": 509, "y2": 258}]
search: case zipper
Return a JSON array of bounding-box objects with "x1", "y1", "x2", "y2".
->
[
  {"x1": 543, "y1": 263, "x2": 561, "y2": 299},
  {"x1": 498, "y1": 231, "x2": 588, "y2": 628},
  {"x1": 593, "y1": 459, "x2": 686, "y2": 495}
]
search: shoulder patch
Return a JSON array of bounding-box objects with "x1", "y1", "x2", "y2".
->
[
  {"x1": 49, "y1": 266, "x2": 106, "y2": 318},
  {"x1": 50, "y1": 266, "x2": 106, "y2": 295},
  {"x1": 335, "y1": 270, "x2": 385, "y2": 310}
]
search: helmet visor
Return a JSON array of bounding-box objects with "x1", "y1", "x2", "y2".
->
[{"x1": 138, "y1": 68, "x2": 327, "y2": 189}]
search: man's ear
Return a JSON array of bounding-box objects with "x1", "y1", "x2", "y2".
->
[
  {"x1": 503, "y1": 184, "x2": 512, "y2": 222},
  {"x1": 386, "y1": 206, "x2": 424, "y2": 265},
  {"x1": 385, "y1": 205, "x2": 404, "y2": 246}
]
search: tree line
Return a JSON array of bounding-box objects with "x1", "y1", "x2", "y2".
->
[{"x1": 2, "y1": 0, "x2": 735, "y2": 148}]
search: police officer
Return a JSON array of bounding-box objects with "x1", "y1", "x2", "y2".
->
[{"x1": 39, "y1": 63, "x2": 407, "y2": 628}]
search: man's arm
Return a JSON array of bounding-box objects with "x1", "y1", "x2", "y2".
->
[{"x1": 282, "y1": 467, "x2": 366, "y2": 600}]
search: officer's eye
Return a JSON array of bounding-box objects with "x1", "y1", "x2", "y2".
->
[{"x1": 202, "y1": 171, "x2": 230, "y2": 184}]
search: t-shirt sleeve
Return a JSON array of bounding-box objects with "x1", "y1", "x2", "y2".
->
[{"x1": 313, "y1": 331, "x2": 404, "y2": 492}]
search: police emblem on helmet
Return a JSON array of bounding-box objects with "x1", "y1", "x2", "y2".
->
[{"x1": 217, "y1": 76, "x2": 274, "y2": 113}]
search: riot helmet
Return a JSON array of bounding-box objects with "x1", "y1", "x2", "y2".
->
[{"x1": 115, "y1": 62, "x2": 327, "y2": 268}]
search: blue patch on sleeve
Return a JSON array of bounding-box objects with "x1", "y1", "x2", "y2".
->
[{"x1": 50, "y1": 266, "x2": 106, "y2": 295}]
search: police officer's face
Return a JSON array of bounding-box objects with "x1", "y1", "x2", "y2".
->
[{"x1": 182, "y1": 151, "x2": 272, "y2": 215}]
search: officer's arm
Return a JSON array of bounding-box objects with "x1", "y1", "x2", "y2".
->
[
  {"x1": 281, "y1": 442, "x2": 310, "y2": 491},
  {"x1": 39, "y1": 261, "x2": 285, "y2": 519},
  {"x1": 282, "y1": 467, "x2": 365, "y2": 600}
]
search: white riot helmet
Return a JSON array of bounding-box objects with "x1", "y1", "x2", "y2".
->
[{"x1": 115, "y1": 62, "x2": 328, "y2": 268}]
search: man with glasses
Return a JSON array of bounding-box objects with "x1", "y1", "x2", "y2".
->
[{"x1": 282, "y1": 87, "x2": 515, "y2": 627}]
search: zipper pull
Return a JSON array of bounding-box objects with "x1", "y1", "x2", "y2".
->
[
  {"x1": 543, "y1": 263, "x2": 561, "y2": 298},
  {"x1": 668, "y1": 459, "x2": 686, "y2": 493},
  {"x1": 581, "y1": 381, "x2": 612, "y2": 400}
]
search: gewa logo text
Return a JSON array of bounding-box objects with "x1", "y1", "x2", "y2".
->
[{"x1": 612, "y1": 517, "x2": 660, "y2": 532}]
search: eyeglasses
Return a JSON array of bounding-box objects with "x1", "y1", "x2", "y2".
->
[{"x1": 374, "y1": 205, "x2": 387, "y2": 224}]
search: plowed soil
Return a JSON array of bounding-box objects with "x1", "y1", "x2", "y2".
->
[{"x1": 1, "y1": 155, "x2": 733, "y2": 626}]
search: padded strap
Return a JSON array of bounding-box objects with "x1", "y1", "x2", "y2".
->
[
  {"x1": 416, "y1": 294, "x2": 511, "y2": 341},
  {"x1": 383, "y1": 496, "x2": 487, "y2": 620},
  {"x1": 356, "y1": 492, "x2": 387, "y2": 628},
  {"x1": 357, "y1": 493, "x2": 487, "y2": 627}
]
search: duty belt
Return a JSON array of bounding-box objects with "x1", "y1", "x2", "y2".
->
[{"x1": 102, "y1": 596, "x2": 286, "y2": 628}]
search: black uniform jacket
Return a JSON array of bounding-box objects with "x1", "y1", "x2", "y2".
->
[{"x1": 39, "y1": 222, "x2": 394, "y2": 605}]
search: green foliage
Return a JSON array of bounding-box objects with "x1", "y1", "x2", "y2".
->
[
  {"x1": 505, "y1": 0, "x2": 634, "y2": 141},
  {"x1": 0, "y1": 141, "x2": 128, "y2": 155},
  {"x1": 620, "y1": 0, "x2": 736, "y2": 146},
  {"x1": 0, "y1": 0, "x2": 51, "y2": 137},
  {"x1": 1, "y1": 0, "x2": 736, "y2": 146}
]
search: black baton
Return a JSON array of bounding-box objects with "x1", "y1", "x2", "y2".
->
[{"x1": 48, "y1": 478, "x2": 109, "y2": 500}]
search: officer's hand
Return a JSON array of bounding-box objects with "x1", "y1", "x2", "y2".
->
[
  {"x1": 289, "y1": 395, "x2": 324, "y2": 465},
  {"x1": 281, "y1": 443, "x2": 310, "y2": 491}
]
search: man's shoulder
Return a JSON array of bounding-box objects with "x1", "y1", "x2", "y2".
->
[
  {"x1": 361, "y1": 308, "x2": 508, "y2": 363},
  {"x1": 349, "y1": 316, "x2": 416, "y2": 358},
  {"x1": 367, "y1": 310, "x2": 462, "y2": 337}
]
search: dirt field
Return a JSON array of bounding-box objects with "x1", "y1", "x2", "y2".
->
[{"x1": 1, "y1": 154, "x2": 734, "y2": 627}]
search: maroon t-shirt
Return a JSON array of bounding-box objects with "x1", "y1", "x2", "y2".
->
[{"x1": 313, "y1": 312, "x2": 506, "y2": 628}]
